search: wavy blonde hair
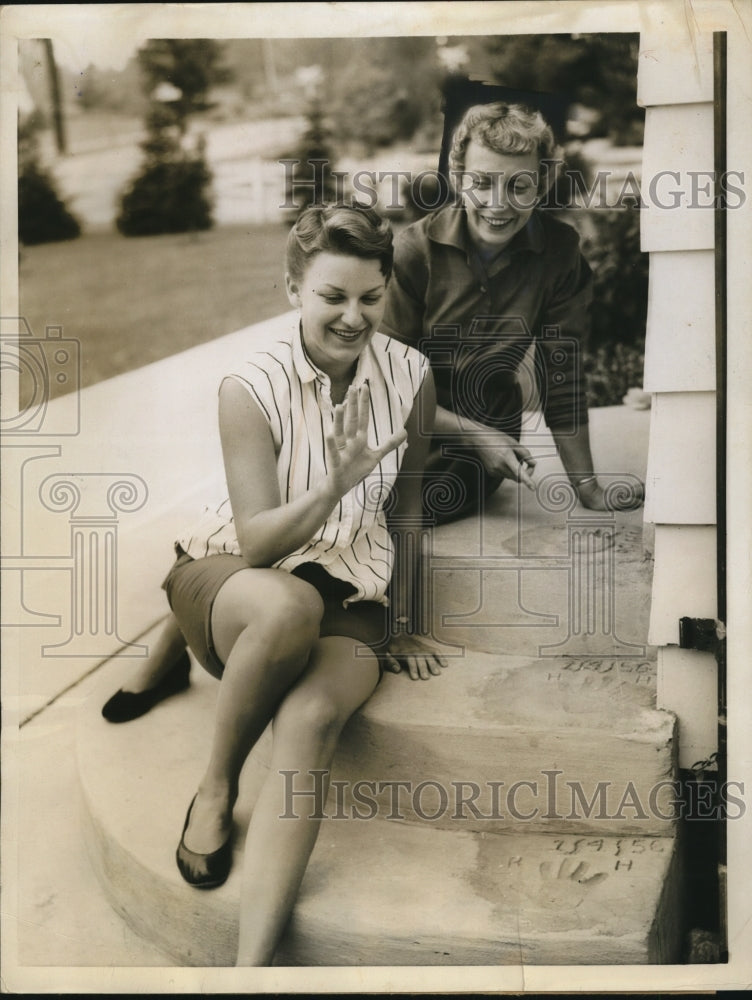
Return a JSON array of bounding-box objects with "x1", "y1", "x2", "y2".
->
[{"x1": 449, "y1": 102, "x2": 562, "y2": 193}]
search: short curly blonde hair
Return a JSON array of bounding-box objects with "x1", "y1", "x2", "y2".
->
[{"x1": 449, "y1": 102, "x2": 561, "y2": 192}]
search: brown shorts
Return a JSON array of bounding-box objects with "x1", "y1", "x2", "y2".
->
[{"x1": 161, "y1": 547, "x2": 388, "y2": 679}]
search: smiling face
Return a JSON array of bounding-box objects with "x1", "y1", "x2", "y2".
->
[
  {"x1": 286, "y1": 251, "x2": 387, "y2": 381},
  {"x1": 461, "y1": 140, "x2": 541, "y2": 254}
]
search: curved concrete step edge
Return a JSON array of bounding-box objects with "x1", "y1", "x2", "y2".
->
[
  {"x1": 79, "y1": 764, "x2": 682, "y2": 967},
  {"x1": 77, "y1": 679, "x2": 682, "y2": 967}
]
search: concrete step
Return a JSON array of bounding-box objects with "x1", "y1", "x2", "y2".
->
[
  {"x1": 319, "y1": 648, "x2": 676, "y2": 836},
  {"x1": 86, "y1": 800, "x2": 682, "y2": 966},
  {"x1": 78, "y1": 666, "x2": 681, "y2": 966},
  {"x1": 78, "y1": 647, "x2": 680, "y2": 966},
  {"x1": 423, "y1": 492, "x2": 653, "y2": 658},
  {"x1": 275, "y1": 821, "x2": 682, "y2": 967},
  {"x1": 81, "y1": 641, "x2": 677, "y2": 841}
]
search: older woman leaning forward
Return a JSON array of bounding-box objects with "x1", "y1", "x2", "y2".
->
[{"x1": 381, "y1": 101, "x2": 645, "y2": 519}]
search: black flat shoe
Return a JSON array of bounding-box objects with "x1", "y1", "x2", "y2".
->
[
  {"x1": 176, "y1": 795, "x2": 233, "y2": 889},
  {"x1": 101, "y1": 651, "x2": 191, "y2": 723}
]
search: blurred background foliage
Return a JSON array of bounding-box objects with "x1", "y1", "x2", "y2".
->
[
  {"x1": 462, "y1": 33, "x2": 644, "y2": 145},
  {"x1": 18, "y1": 32, "x2": 646, "y2": 404},
  {"x1": 580, "y1": 205, "x2": 648, "y2": 405}
]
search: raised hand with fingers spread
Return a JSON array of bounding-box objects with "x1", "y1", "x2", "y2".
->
[{"x1": 325, "y1": 383, "x2": 408, "y2": 500}]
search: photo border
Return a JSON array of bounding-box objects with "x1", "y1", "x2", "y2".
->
[{"x1": 1, "y1": 1, "x2": 750, "y2": 993}]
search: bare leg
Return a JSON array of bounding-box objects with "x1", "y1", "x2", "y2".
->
[
  {"x1": 121, "y1": 613, "x2": 187, "y2": 693},
  {"x1": 180, "y1": 569, "x2": 324, "y2": 857},
  {"x1": 235, "y1": 635, "x2": 380, "y2": 967}
]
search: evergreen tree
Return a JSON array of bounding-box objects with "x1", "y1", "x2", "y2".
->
[
  {"x1": 116, "y1": 40, "x2": 229, "y2": 236},
  {"x1": 281, "y1": 100, "x2": 339, "y2": 220}
]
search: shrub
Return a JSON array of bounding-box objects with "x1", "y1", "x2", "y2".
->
[
  {"x1": 581, "y1": 205, "x2": 648, "y2": 353},
  {"x1": 116, "y1": 156, "x2": 213, "y2": 236},
  {"x1": 115, "y1": 39, "x2": 227, "y2": 237},
  {"x1": 18, "y1": 159, "x2": 81, "y2": 246},
  {"x1": 279, "y1": 102, "x2": 339, "y2": 221},
  {"x1": 577, "y1": 205, "x2": 648, "y2": 406},
  {"x1": 584, "y1": 342, "x2": 645, "y2": 407}
]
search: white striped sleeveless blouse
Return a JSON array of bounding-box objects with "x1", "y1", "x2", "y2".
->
[{"x1": 177, "y1": 319, "x2": 428, "y2": 606}]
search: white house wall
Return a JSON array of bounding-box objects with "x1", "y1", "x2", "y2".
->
[
  {"x1": 637, "y1": 22, "x2": 714, "y2": 107},
  {"x1": 643, "y1": 250, "x2": 716, "y2": 393},
  {"x1": 644, "y1": 392, "x2": 717, "y2": 524},
  {"x1": 640, "y1": 104, "x2": 714, "y2": 252},
  {"x1": 657, "y1": 647, "x2": 718, "y2": 770},
  {"x1": 648, "y1": 524, "x2": 718, "y2": 646},
  {"x1": 638, "y1": 26, "x2": 718, "y2": 769}
]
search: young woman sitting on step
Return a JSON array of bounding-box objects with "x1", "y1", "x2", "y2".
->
[{"x1": 104, "y1": 201, "x2": 446, "y2": 966}]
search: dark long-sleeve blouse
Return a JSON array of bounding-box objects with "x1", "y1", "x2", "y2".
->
[{"x1": 380, "y1": 205, "x2": 593, "y2": 436}]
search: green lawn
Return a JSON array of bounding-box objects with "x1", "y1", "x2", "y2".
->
[{"x1": 19, "y1": 223, "x2": 291, "y2": 401}]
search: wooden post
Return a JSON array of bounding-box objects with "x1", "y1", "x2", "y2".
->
[{"x1": 42, "y1": 38, "x2": 66, "y2": 155}]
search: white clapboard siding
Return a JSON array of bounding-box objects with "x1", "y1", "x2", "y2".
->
[
  {"x1": 648, "y1": 524, "x2": 718, "y2": 646},
  {"x1": 640, "y1": 104, "x2": 715, "y2": 253},
  {"x1": 644, "y1": 391, "x2": 717, "y2": 524},
  {"x1": 657, "y1": 646, "x2": 718, "y2": 769},
  {"x1": 643, "y1": 250, "x2": 716, "y2": 392},
  {"x1": 638, "y1": 21, "x2": 720, "y2": 770},
  {"x1": 637, "y1": 24, "x2": 714, "y2": 108}
]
